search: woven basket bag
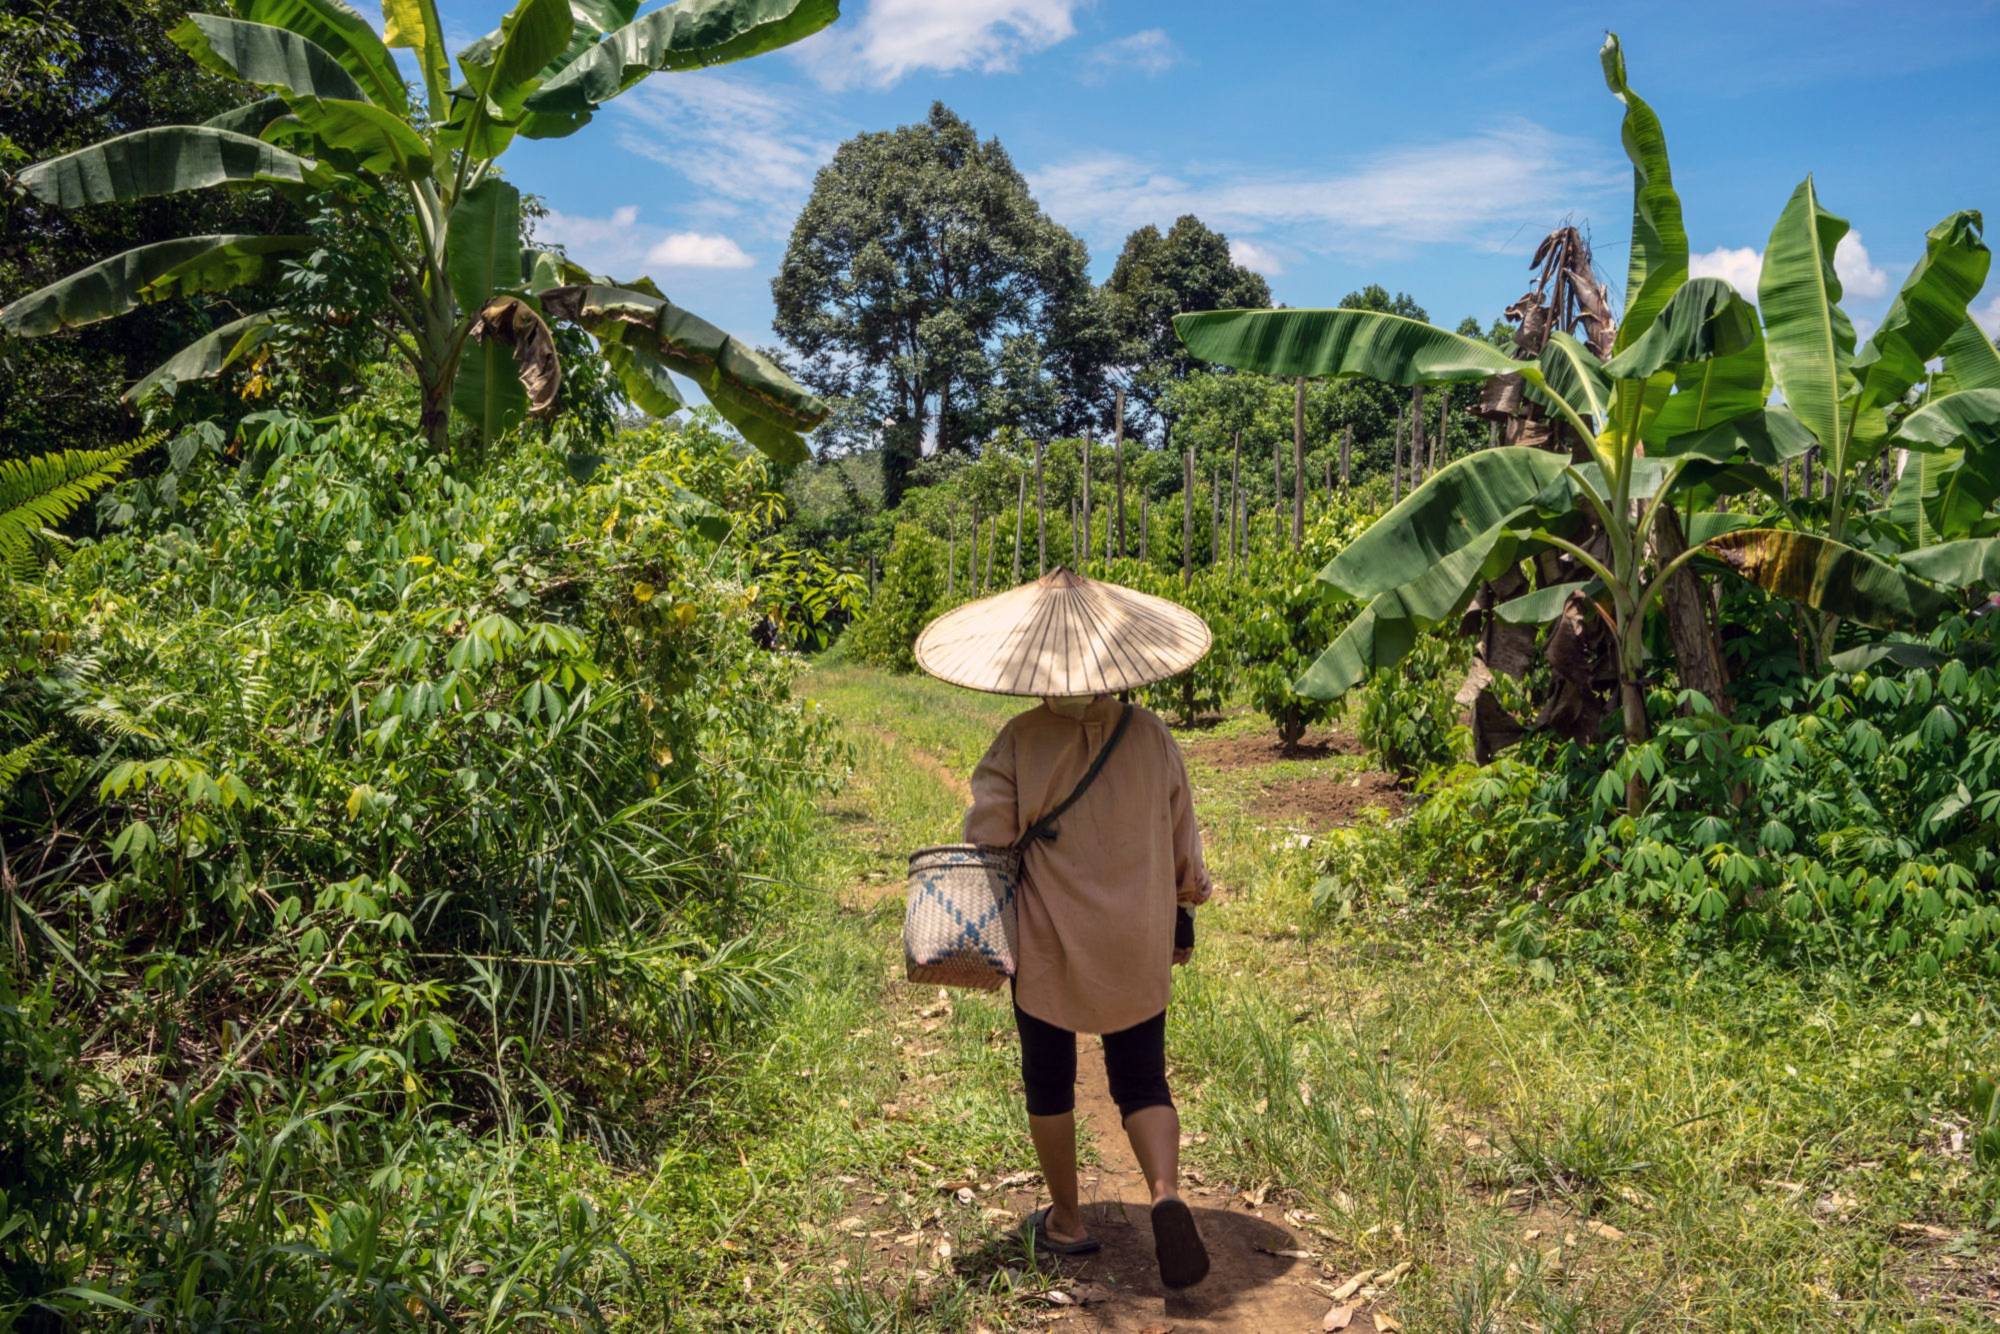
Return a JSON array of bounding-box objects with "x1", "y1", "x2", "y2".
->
[{"x1": 902, "y1": 703, "x2": 1133, "y2": 991}]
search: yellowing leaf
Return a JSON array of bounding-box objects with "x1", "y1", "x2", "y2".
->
[{"x1": 633, "y1": 580, "x2": 656, "y2": 603}]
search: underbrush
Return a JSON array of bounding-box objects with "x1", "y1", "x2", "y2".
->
[
  {"x1": 0, "y1": 406, "x2": 846, "y2": 1324},
  {"x1": 1315, "y1": 614, "x2": 2000, "y2": 980}
]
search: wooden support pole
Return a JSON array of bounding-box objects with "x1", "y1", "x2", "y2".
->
[
  {"x1": 1210, "y1": 467, "x2": 1221, "y2": 566},
  {"x1": 1113, "y1": 388, "x2": 1126, "y2": 558},
  {"x1": 1080, "y1": 435, "x2": 1091, "y2": 571},
  {"x1": 1183, "y1": 439, "x2": 1195, "y2": 589},
  {"x1": 985, "y1": 505, "x2": 997, "y2": 591},
  {"x1": 1434, "y1": 386, "x2": 1451, "y2": 473},
  {"x1": 1392, "y1": 416, "x2": 1405, "y2": 505},
  {"x1": 1035, "y1": 440, "x2": 1047, "y2": 576},
  {"x1": 1141, "y1": 489, "x2": 1150, "y2": 560},
  {"x1": 1013, "y1": 469, "x2": 1026, "y2": 584},
  {"x1": 1340, "y1": 423, "x2": 1353, "y2": 488},
  {"x1": 970, "y1": 506, "x2": 980, "y2": 594},
  {"x1": 1409, "y1": 385, "x2": 1427, "y2": 488},
  {"x1": 946, "y1": 516, "x2": 956, "y2": 598},
  {"x1": 1292, "y1": 376, "x2": 1305, "y2": 550}
]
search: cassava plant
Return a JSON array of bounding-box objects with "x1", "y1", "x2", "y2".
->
[
  {"x1": 0, "y1": 0, "x2": 836, "y2": 457},
  {"x1": 1175, "y1": 32, "x2": 2000, "y2": 771}
]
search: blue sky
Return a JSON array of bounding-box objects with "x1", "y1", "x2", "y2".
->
[{"x1": 438, "y1": 0, "x2": 2000, "y2": 360}]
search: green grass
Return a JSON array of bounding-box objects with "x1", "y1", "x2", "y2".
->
[{"x1": 693, "y1": 663, "x2": 2000, "y2": 1332}]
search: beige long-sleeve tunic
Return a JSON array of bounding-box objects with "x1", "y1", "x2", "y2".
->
[{"x1": 963, "y1": 695, "x2": 1212, "y2": 1035}]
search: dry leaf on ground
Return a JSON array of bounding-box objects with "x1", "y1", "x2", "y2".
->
[{"x1": 1322, "y1": 1303, "x2": 1357, "y2": 1330}]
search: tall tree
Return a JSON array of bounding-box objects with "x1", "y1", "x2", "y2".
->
[
  {"x1": 772, "y1": 103, "x2": 1109, "y2": 502},
  {"x1": 1103, "y1": 214, "x2": 1271, "y2": 435}
]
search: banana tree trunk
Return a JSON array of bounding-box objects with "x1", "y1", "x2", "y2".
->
[{"x1": 1652, "y1": 502, "x2": 1732, "y2": 715}]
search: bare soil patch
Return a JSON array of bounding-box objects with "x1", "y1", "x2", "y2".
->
[
  {"x1": 1188, "y1": 730, "x2": 1364, "y2": 771},
  {"x1": 1250, "y1": 771, "x2": 1406, "y2": 829}
]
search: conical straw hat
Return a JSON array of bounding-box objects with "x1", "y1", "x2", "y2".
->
[{"x1": 914, "y1": 568, "x2": 1212, "y2": 697}]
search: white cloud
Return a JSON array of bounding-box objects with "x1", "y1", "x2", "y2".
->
[
  {"x1": 609, "y1": 72, "x2": 839, "y2": 239},
  {"x1": 1975, "y1": 293, "x2": 2000, "y2": 336},
  {"x1": 1689, "y1": 245, "x2": 1763, "y2": 295},
  {"x1": 1029, "y1": 122, "x2": 1619, "y2": 263},
  {"x1": 1835, "y1": 231, "x2": 1889, "y2": 299},
  {"x1": 1085, "y1": 28, "x2": 1180, "y2": 79},
  {"x1": 537, "y1": 207, "x2": 753, "y2": 276},
  {"x1": 1689, "y1": 233, "x2": 1892, "y2": 305},
  {"x1": 805, "y1": 0, "x2": 1083, "y2": 89},
  {"x1": 1228, "y1": 236, "x2": 1283, "y2": 276},
  {"x1": 646, "y1": 232, "x2": 754, "y2": 269}
]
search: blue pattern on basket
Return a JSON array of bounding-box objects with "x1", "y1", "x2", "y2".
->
[{"x1": 909, "y1": 850, "x2": 1015, "y2": 970}]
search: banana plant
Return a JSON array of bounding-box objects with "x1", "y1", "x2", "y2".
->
[
  {"x1": 0, "y1": 0, "x2": 838, "y2": 460},
  {"x1": 1174, "y1": 32, "x2": 1996, "y2": 756}
]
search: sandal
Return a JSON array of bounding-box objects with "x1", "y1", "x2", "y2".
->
[
  {"x1": 1024, "y1": 1206, "x2": 1102, "y2": 1255},
  {"x1": 1151, "y1": 1197, "x2": 1209, "y2": 1288}
]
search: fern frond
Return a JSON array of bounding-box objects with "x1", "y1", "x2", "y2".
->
[
  {"x1": 68, "y1": 698, "x2": 163, "y2": 744},
  {"x1": 0, "y1": 432, "x2": 161, "y2": 576},
  {"x1": 0, "y1": 734, "x2": 54, "y2": 795}
]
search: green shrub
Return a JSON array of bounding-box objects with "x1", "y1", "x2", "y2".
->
[
  {"x1": 1320, "y1": 615, "x2": 2000, "y2": 978},
  {"x1": 1356, "y1": 629, "x2": 1471, "y2": 776},
  {"x1": 0, "y1": 403, "x2": 838, "y2": 1323},
  {"x1": 844, "y1": 522, "x2": 946, "y2": 671},
  {"x1": 1229, "y1": 504, "x2": 1372, "y2": 745}
]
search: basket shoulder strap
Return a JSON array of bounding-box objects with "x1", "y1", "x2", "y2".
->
[{"x1": 1013, "y1": 703, "x2": 1135, "y2": 851}]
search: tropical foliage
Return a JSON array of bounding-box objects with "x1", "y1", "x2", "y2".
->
[
  {"x1": 1, "y1": 0, "x2": 834, "y2": 455},
  {"x1": 1174, "y1": 34, "x2": 2000, "y2": 771}
]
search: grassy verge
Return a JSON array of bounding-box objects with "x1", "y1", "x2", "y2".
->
[{"x1": 683, "y1": 663, "x2": 1999, "y2": 1332}]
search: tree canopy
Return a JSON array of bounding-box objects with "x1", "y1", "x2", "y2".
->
[
  {"x1": 772, "y1": 102, "x2": 1108, "y2": 501},
  {"x1": 1104, "y1": 214, "x2": 1272, "y2": 433}
]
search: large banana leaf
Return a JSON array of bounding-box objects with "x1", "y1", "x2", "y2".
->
[
  {"x1": 1294, "y1": 594, "x2": 1418, "y2": 701},
  {"x1": 1759, "y1": 176, "x2": 1855, "y2": 454},
  {"x1": 1645, "y1": 330, "x2": 1768, "y2": 444},
  {"x1": 204, "y1": 96, "x2": 291, "y2": 136},
  {"x1": 1298, "y1": 530, "x2": 1529, "y2": 699},
  {"x1": 1705, "y1": 528, "x2": 1953, "y2": 629},
  {"x1": 1652, "y1": 407, "x2": 1814, "y2": 465},
  {"x1": 1600, "y1": 32, "x2": 1687, "y2": 356},
  {"x1": 1537, "y1": 331, "x2": 1611, "y2": 427},
  {"x1": 457, "y1": 0, "x2": 573, "y2": 122},
  {"x1": 602, "y1": 335, "x2": 685, "y2": 416},
  {"x1": 381, "y1": 0, "x2": 451, "y2": 117},
  {"x1": 454, "y1": 333, "x2": 529, "y2": 441},
  {"x1": 1174, "y1": 308, "x2": 1524, "y2": 383},
  {"x1": 1, "y1": 234, "x2": 308, "y2": 336},
  {"x1": 542, "y1": 283, "x2": 827, "y2": 463},
  {"x1": 237, "y1": 0, "x2": 407, "y2": 111},
  {"x1": 1899, "y1": 538, "x2": 2000, "y2": 590},
  {"x1": 445, "y1": 179, "x2": 522, "y2": 319},
  {"x1": 521, "y1": 0, "x2": 840, "y2": 136},
  {"x1": 1896, "y1": 388, "x2": 2000, "y2": 453},
  {"x1": 1495, "y1": 579, "x2": 1596, "y2": 625},
  {"x1": 1887, "y1": 450, "x2": 1957, "y2": 546},
  {"x1": 268, "y1": 97, "x2": 432, "y2": 177},
  {"x1": 1928, "y1": 447, "x2": 2000, "y2": 539},
  {"x1": 1603, "y1": 277, "x2": 1760, "y2": 381},
  {"x1": 1318, "y1": 446, "x2": 1570, "y2": 601},
  {"x1": 18, "y1": 127, "x2": 322, "y2": 207},
  {"x1": 170, "y1": 13, "x2": 365, "y2": 101},
  {"x1": 1850, "y1": 211, "x2": 1989, "y2": 413},
  {"x1": 122, "y1": 311, "x2": 275, "y2": 404},
  {"x1": 1943, "y1": 318, "x2": 2000, "y2": 392}
]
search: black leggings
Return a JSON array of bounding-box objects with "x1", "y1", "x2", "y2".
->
[{"x1": 1015, "y1": 1003, "x2": 1172, "y2": 1121}]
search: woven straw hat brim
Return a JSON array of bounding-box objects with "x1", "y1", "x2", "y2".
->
[{"x1": 914, "y1": 568, "x2": 1212, "y2": 696}]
